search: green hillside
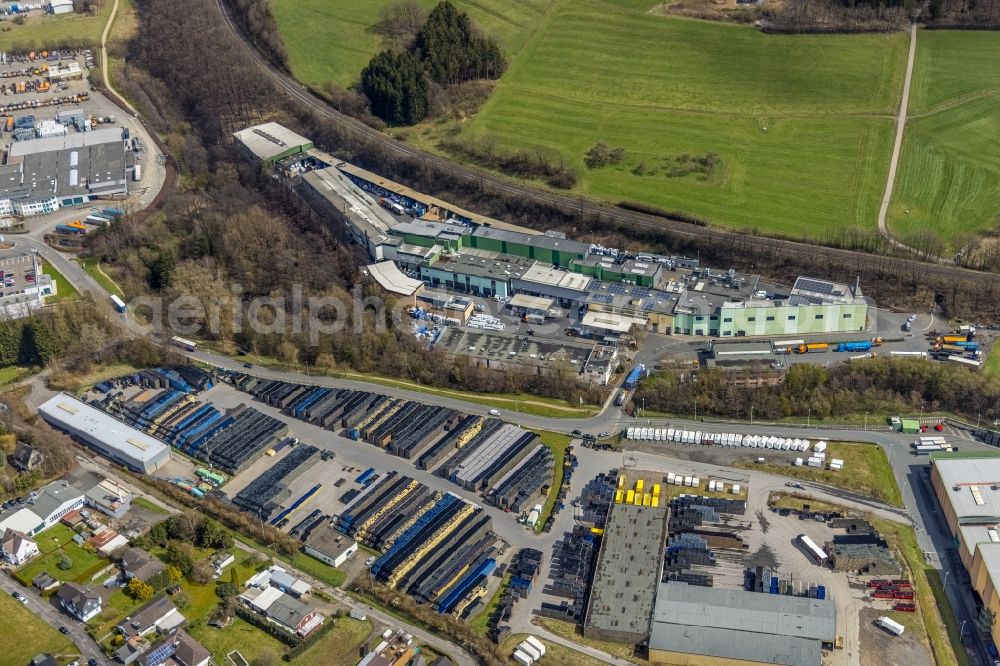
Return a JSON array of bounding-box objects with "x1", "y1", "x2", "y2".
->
[
  {"x1": 888, "y1": 30, "x2": 1000, "y2": 249},
  {"x1": 272, "y1": 0, "x2": 917, "y2": 239},
  {"x1": 270, "y1": 0, "x2": 552, "y2": 88}
]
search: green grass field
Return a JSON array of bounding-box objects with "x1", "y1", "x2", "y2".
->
[
  {"x1": 15, "y1": 541, "x2": 104, "y2": 586},
  {"x1": 75, "y1": 256, "x2": 125, "y2": 299},
  {"x1": 888, "y1": 30, "x2": 1000, "y2": 249},
  {"x1": 531, "y1": 430, "x2": 571, "y2": 532},
  {"x1": 0, "y1": 590, "x2": 79, "y2": 665},
  {"x1": 272, "y1": 2, "x2": 1000, "y2": 244},
  {"x1": 271, "y1": 0, "x2": 552, "y2": 88},
  {"x1": 985, "y1": 340, "x2": 1000, "y2": 378},
  {"x1": 737, "y1": 441, "x2": 902, "y2": 506},
  {"x1": 275, "y1": 0, "x2": 904, "y2": 238},
  {"x1": 188, "y1": 617, "x2": 289, "y2": 661},
  {"x1": 0, "y1": 1, "x2": 113, "y2": 51},
  {"x1": 132, "y1": 496, "x2": 168, "y2": 514},
  {"x1": 43, "y1": 260, "x2": 79, "y2": 303}
]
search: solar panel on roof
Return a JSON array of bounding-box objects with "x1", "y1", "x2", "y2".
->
[{"x1": 796, "y1": 278, "x2": 834, "y2": 294}]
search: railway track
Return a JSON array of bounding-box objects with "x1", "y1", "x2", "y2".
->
[{"x1": 214, "y1": 0, "x2": 1000, "y2": 294}]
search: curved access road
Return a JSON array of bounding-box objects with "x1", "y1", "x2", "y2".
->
[
  {"x1": 37, "y1": 251, "x2": 985, "y2": 665},
  {"x1": 877, "y1": 23, "x2": 921, "y2": 255},
  {"x1": 100, "y1": 0, "x2": 137, "y2": 116}
]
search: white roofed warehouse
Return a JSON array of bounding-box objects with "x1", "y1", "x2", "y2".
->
[
  {"x1": 38, "y1": 394, "x2": 171, "y2": 474},
  {"x1": 233, "y1": 122, "x2": 313, "y2": 169}
]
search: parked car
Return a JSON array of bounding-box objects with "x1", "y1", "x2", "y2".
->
[
  {"x1": 907, "y1": 314, "x2": 917, "y2": 322},
  {"x1": 488, "y1": 409, "x2": 501, "y2": 416},
  {"x1": 571, "y1": 429, "x2": 582, "y2": 437},
  {"x1": 598, "y1": 432, "x2": 610, "y2": 438},
  {"x1": 365, "y1": 556, "x2": 377, "y2": 567},
  {"x1": 59, "y1": 626, "x2": 69, "y2": 635}
]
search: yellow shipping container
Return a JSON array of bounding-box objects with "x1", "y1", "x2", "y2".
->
[
  {"x1": 615, "y1": 489, "x2": 624, "y2": 504},
  {"x1": 636, "y1": 479, "x2": 644, "y2": 493},
  {"x1": 652, "y1": 497, "x2": 659, "y2": 508},
  {"x1": 626, "y1": 489, "x2": 635, "y2": 504},
  {"x1": 618, "y1": 475, "x2": 626, "y2": 488},
  {"x1": 652, "y1": 483, "x2": 661, "y2": 497},
  {"x1": 643, "y1": 494, "x2": 651, "y2": 506},
  {"x1": 591, "y1": 527, "x2": 604, "y2": 535}
]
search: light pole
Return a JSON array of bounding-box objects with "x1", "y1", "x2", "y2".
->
[
  {"x1": 864, "y1": 411, "x2": 869, "y2": 430},
  {"x1": 750, "y1": 405, "x2": 754, "y2": 426},
  {"x1": 943, "y1": 570, "x2": 950, "y2": 587},
  {"x1": 959, "y1": 619, "x2": 967, "y2": 640},
  {"x1": 807, "y1": 408, "x2": 811, "y2": 429}
]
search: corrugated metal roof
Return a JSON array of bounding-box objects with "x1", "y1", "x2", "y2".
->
[
  {"x1": 38, "y1": 393, "x2": 169, "y2": 464},
  {"x1": 649, "y1": 624, "x2": 822, "y2": 666},
  {"x1": 652, "y1": 582, "x2": 836, "y2": 641}
]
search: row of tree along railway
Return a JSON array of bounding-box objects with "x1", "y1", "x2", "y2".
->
[{"x1": 215, "y1": 0, "x2": 1000, "y2": 322}]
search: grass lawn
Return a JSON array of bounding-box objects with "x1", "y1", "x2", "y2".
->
[
  {"x1": 271, "y1": 0, "x2": 552, "y2": 88},
  {"x1": 0, "y1": 588, "x2": 79, "y2": 665},
  {"x1": 985, "y1": 341, "x2": 1000, "y2": 379},
  {"x1": 293, "y1": 617, "x2": 373, "y2": 666},
  {"x1": 502, "y1": 631, "x2": 612, "y2": 666},
  {"x1": 43, "y1": 260, "x2": 79, "y2": 303},
  {"x1": 470, "y1": 573, "x2": 508, "y2": 635},
  {"x1": 75, "y1": 256, "x2": 125, "y2": 299},
  {"x1": 34, "y1": 523, "x2": 77, "y2": 555},
  {"x1": 16, "y1": 541, "x2": 104, "y2": 585},
  {"x1": 146, "y1": 546, "x2": 259, "y2": 624},
  {"x1": 888, "y1": 30, "x2": 1000, "y2": 249},
  {"x1": 290, "y1": 551, "x2": 347, "y2": 588},
  {"x1": 132, "y1": 496, "x2": 168, "y2": 514},
  {"x1": 188, "y1": 617, "x2": 289, "y2": 662},
  {"x1": 222, "y1": 347, "x2": 598, "y2": 418},
  {"x1": 736, "y1": 441, "x2": 903, "y2": 507},
  {"x1": 0, "y1": 364, "x2": 31, "y2": 386},
  {"x1": 0, "y1": 1, "x2": 113, "y2": 51},
  {"x1": 87, "y1": 588, "x2": 141, "y2": 640},
  {"x1": 767, "y1": 492, "x2": 847, "y2": 516},
  {"x1": 531, "y1": 430, "x2": 571, "y2": 532},
  {"x1": 338, "y1": 372, "x2": 599, "y2": 418}
]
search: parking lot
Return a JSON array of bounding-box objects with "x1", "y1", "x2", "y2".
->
[{"x1": 0, "y1": 48, "x2": 166, "y2": 230}]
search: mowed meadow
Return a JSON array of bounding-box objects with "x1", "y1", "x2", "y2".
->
[
  {"x1": 889, "y1": 30, "x2": 1000, "y2": 250},
  {"x1": 273, "y1": 0, "x2": 914, "y2": 238}
]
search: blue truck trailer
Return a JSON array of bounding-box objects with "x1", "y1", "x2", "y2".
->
[{"x1": 623, "y1": 364, "x2": 646, "y2": 390}]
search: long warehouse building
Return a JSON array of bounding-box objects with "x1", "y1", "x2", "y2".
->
[{"x1": 38, "y1": 393, "x2": 171, "y2": 473}]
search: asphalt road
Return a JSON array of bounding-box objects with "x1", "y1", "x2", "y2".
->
[
  {"x1": 0, "y1": 571, "x2": 108, "y2": 665},
  {"x1": 11, "y1": 47, "x2": 988, "y2": 659}
]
